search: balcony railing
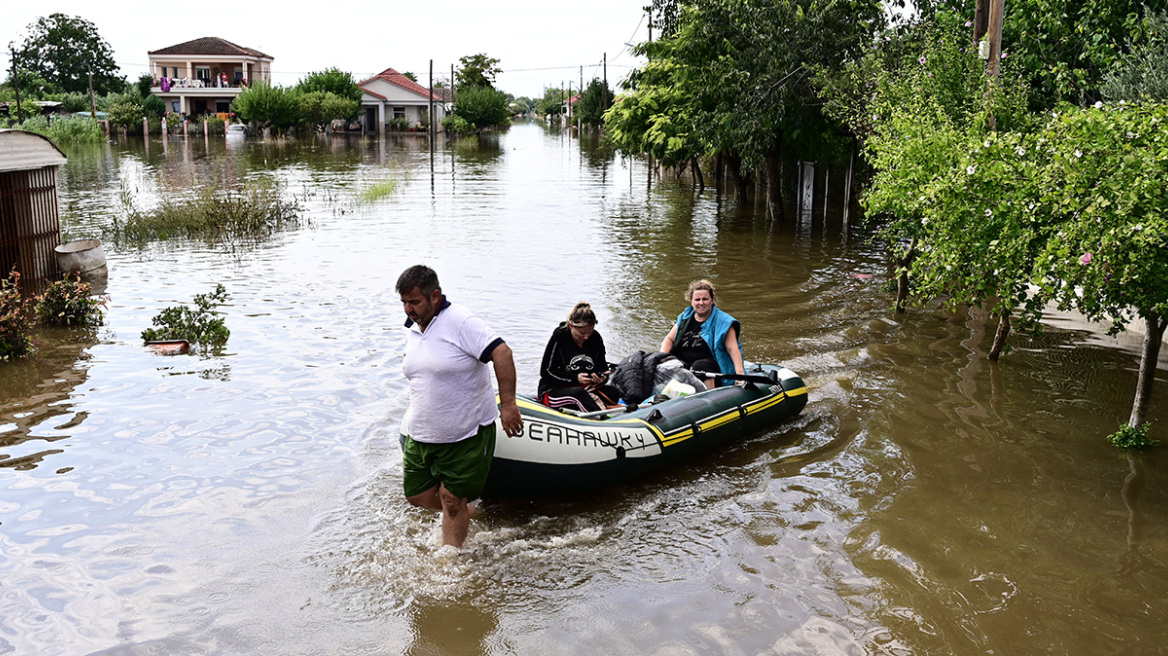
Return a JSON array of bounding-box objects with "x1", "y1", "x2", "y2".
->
[{"x1": 151, "y1": 78, "x2": 260, "y2": 93}]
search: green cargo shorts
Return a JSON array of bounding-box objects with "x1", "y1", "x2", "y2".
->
[{"x1": 401, "y1": 423, "x2": 496, "y2": 500}]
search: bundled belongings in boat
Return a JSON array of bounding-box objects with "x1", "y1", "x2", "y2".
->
[{"x1": 609, "y1": 350, "x2": 706, "y2": 404}]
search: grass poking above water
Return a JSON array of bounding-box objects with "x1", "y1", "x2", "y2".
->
[
  {"x1": 108, "y1": 183, "x2": 304, "y2": 245},
  {"x1": 356, "y1": 179, "x2": 398, "y2": 205}
]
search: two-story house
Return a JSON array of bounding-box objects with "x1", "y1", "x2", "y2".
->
[{"x1": 148, "y1": 37, "x2": 273, "y2": 117}]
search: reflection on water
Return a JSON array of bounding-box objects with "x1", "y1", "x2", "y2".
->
[{"x1": 0, "y1": 122, "x2": 1166, "y2": 655}]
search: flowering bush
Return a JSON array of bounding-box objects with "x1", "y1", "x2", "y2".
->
[{"x1": 0, "y1": 273, "x2": 37, "y2": 360}]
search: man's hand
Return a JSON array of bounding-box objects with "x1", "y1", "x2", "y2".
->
[{"x1": 500, "y1": 400, "x2": 523, "y2": 437}]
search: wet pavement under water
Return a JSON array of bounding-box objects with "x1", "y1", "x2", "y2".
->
[{"x1": 1, "y1": 121, "x2": 1166, "y2": 655}]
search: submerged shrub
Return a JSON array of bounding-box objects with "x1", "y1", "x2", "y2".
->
[
  {"x1": 0, "y1": 273, "x2": 36, "y2": 360},
  {"x1": 1108, "y1": 423, "x2": 1159, "y2": 449},
  {"x1": 37, "y1": 275, "x2": 107, "y2": 327},
  {"x1": 141, "y1": 284, "x2": 231, "y2": 346}
]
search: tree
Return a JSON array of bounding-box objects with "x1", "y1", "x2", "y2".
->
[
  {"x1": 629, "y1": 0, "x2": 885, "y2": 215},
  {"x1": 910, "y1": 0, "x2": 1150, "y2": 110},
  {"x1": 452, "y1": 84, "x2": 510, "y2": 128},
  {"x1": 300, "y1": 91, "x2": 359, "y2": 131},
  {"x1": 1031, "y1": 103, "x2": 1168, "y2": 430},
  {"x1": 296, "y1": 68, "x2": 362, "y2": 103},
  {"x1": 403, "y1": 72, "x2": 418, "y2": 83},
  {"x1": 456, "y1": 54, "x2": 502, "y2": 89},
  {"x1": 1103, "y1": 10, "x2": 1168, "y2": 102},
  {"x1": 107, "y1": 98, "x2": 144, "y2": 129},
  {"x1": 232, "y1": 81, "x2": 302, "y2": 132},
  {"x1": 510, "y1": 96, "x2": 535, "y2": 115},
  {"x1": 15, "y1": 14, "x2": 122, "y2": 95},
  {"x1": 575, "y1": 79, "x2": 613, "y2": 127},
  {"x1": 535, "y1": 87, "x2": 566, "y2": 116}
]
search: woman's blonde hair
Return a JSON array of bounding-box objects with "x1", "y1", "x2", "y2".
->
[
  {"x1": 685, "y1": 279, "x2": 717, "y2": 303},
  {"x1": 567, "y1": 301, "x2": 597, "y2": 326}
]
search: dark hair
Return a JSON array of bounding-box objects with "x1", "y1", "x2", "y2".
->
[
  {"x1": 685, "y1": 279, "x2": 717, "y2": 303},
  {"x1": 396, "y1": 265, "x2": 440, "y2": 295},
  {"x1": 567, "y1": 301, "x2": 597, "y2": 326}
]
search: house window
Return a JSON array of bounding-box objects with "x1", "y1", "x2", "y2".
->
[
  {"x1": 172, "y1": 101, "x2": 180, "y2": 112},
  {"x1": 196, "y1": 67, "x2": 211, "y2": 84},
  {"x1": 393, "y1": 107, "x2": 406, "y2": 120}
]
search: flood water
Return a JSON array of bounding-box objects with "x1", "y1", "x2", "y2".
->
[{"x1": 2, "y1": 121, "x2": 1166, "y2": 655}]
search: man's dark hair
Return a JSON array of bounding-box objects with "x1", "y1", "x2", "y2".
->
[{"x1": 396, "y1": 265, "x2": 441, "y2": 295}]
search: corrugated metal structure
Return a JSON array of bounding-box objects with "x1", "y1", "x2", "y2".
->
[{"x1": 0, "y1": 130, "x2": 66, "y2": 283}]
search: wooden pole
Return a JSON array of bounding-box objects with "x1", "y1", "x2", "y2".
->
[
  {"x1": 88, "y1": 71, "x2": 97, "y2": 119},
  {"x1": 603, "y1": 53, "x2": 608, "y2": 113},
  {"x1": 985, "y1": 0, "x2": 1005, "y2": 130},
  {"x1": 973, "y1": 0, "x2": 989, "y2": 42},
  {"x1": 10, "y1": 45, "x2": 24, "y2": 123},
  {"x1": 429, "y1": 59, "x2": 435, "y2": 149}
]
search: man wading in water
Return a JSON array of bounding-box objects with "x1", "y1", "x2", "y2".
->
[{"x1": 397, "y1": 265, "x2": 523, "y2": 547}]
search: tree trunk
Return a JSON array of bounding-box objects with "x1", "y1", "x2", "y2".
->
[
  {"x1": 691, "y1": 156, "x2": 705, "y2": 192},
  {"x1": 987, "y1": 312, "x2": 1011, "y2": 361},
  {"x1": 895, "y1": 237, "x2": 918, "y2": 314},
  {"x1": 713, "y1": 151, "x2": 724, "y2": 190},
  {"x1": 764, "y1": 153, "x2": 786, "y2": 222},
  {"x1": 726, "y1": 152, "x2": 750, "y2": 205},
  {"x1": 1129, "y1": 311, "x2": 1168, "y2": 428}
]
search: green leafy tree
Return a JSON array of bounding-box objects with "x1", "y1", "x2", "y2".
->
[
  {"x1": 15, "y1": 13, "x2": 123, "y2": 95},
  {"x1": 575, "y1": 79, "x2": 613, "y2": 127},
  {"x1": 296, "y1": 68, "x2": 362, "y2": 103},
  {"x1": 107, "y1": 98, "x2": 144, "y2": 129},
  {"x1": 1031, "y1": 103, "x2": 1168, "y2": 430},
  {"x1": 1103, "y1": 10, "x2": 1168, "y2": 102},
  {"x1": 403, "y1": 72, "x2": 418, "y2": 83},
  {"x1": 510, "y1": 96, "x2": 535, "y2": 114},
  {"x1": 535, "y1": 87, "x2": 566, "y2": 116},
  {"x1": 617, "y1": 0, "x2": 885, "y2": 214},
  {"x1": 300, "y1": 91, "x2": 359, "y2": 130},
  {"x1": 604, "y1": 59, "x2": 706, "y2": 171},
  {"x1": 456, "y1": 53, "x2": 502, "y2": 89},
  {"x1": 832, "y1": 14, "x2": 1029, "y2": 328},
  {"x1": 452, "y1": 84, "x2": 510, "y2": 128},
  {"x1": 911, "y1": 0, "x2": 1150, "y2": 110},
  {"x1": 232, "y1": 81, "x2": 302, "y2": 132}
]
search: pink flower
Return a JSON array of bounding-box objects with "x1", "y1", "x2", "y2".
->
[{"x1": 1080, "y1": 252, "x2": 1093, "y2": 265}]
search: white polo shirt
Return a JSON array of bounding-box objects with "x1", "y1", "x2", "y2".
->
[{"x1": 400, "y1": 299, "x2": 503, "y2": 444}]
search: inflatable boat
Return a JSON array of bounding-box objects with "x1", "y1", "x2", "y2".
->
[{"x1": 481, "y1": 363, "x2": 807, "y2": 498}]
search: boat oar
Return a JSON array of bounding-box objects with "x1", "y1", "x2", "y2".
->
[{"x1": 692, "y1": 370, "x2": 780, "y2": 386}]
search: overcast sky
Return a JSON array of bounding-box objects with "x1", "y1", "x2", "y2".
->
[{"x1": 3, "y1": 2, "x2": 649, "y2": 98}]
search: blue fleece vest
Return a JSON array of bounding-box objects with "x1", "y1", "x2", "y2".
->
[{"x1": 675, "y1": 305, "x2": 741, "y2": 377}]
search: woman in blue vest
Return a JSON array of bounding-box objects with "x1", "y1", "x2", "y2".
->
[{"x1": 659, "y1": 279, "x2": 744, "y2": 389}]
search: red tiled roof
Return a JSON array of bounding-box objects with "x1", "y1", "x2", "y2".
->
[
  {"x1": 358, "y1": 68, "x2": 441, "y2": 101},
  {"x1": 149, "y1": 37, "x2": 272, "y2": 59}
]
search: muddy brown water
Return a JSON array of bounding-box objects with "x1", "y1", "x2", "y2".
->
[{"x1": 1, "y1": 121, "x2": 1165, "y2": 655}]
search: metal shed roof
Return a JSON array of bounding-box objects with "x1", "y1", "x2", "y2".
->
[{"x1": 0, "y1": 129, "x2": 68, "y2": 173}]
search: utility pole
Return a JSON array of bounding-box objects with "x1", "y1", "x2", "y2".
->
[
  {"x1": 973, "y1": 0, "x2": 989, "y2": 41},
  {"x1": 429, "y1": 59, "x2": 435, "y2": 149},
  {"x1": 10, "y1": 44, "x2": 24, "y2": 124},
  {"x1": 603, "y1": 52, "x2": 608, "y2": 113},
  {"x1": 985, "y1": 0, "x2": 1005, "y2": 129},
  {"x1": 645, "y1": 5, "x2": 653, "y2": 43},
  {"x1": 88, "y1": 70, "x2": 97, "y2": 119}
]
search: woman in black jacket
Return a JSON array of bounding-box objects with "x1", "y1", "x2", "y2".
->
[{"x1": 538, "y1": 302, "x2": 621, "y2": 412}]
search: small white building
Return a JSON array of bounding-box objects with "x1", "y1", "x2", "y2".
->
[{"x1": 358, "y1": 68, "x2": 446, "y2": 133}]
